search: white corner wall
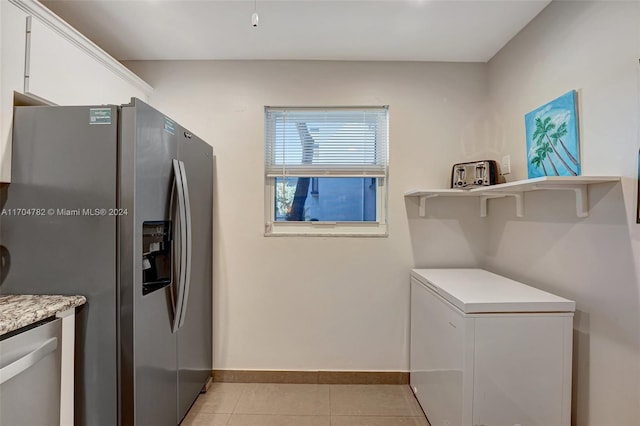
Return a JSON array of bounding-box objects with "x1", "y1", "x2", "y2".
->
[
  {"x1": 486, "y1": 1, "x2": 640, "y2": 424},
  {"x1": 125, "y1": 60, "x2": 489, "y2": 371},
  {"x1": 126, "y1": 2, "x2": 639, "y2": 419}
]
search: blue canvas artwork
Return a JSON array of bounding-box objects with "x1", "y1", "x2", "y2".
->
[{"x1": 525, "y1": 90, "x2": 581, "y2": 178}]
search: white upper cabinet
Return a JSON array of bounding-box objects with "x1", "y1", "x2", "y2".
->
[
  {"x1": 0, "y1": 0, "x2": 153, "y2": 183},
  {"x1": 0, "y1": 1, "x2": 29, "y2": 182},
  {"x1": 27, "y1": 10, "x2": 151, "y2": 106}
]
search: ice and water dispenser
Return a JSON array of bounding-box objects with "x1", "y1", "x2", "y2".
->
[{"x1": 142, "y1": 221, "x2": 172, "y2": 295}]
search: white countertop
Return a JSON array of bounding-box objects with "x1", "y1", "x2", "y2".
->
[{"x1": 411, "y1": 268, "x2": 575, "y2": 314}]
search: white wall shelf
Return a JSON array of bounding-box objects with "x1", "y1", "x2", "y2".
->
[{"x1": 405, "y1": 176, "x2": 620, "y2": 218}]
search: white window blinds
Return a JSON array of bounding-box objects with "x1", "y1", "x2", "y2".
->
[{"x1": 265, "y1": 106, "x2": 389, "y2": 177}]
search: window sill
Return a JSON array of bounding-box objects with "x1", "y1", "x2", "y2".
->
[
  {"x1": 264, "y1": 232, "x2": 389, "y2": 238},
  {"x1": 264, "y1": 222, "x2": 388, "y2": 237}
]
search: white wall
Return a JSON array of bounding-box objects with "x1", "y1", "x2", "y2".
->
[
  {"x1": 125, "y1": 60, "x2": 489, "y2": 371},
  {"x1": 127, "y1": 3, "x2": 640, "y2": 420},
  {"x1": 486, "y1": 1, "x2": 640, "y2": 424}
]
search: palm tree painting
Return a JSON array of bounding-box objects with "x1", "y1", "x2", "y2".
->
[{"x1": 525, "y1": 90, "x2": 581, "y2": 178}]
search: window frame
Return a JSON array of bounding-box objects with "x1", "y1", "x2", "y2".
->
[{"x1": 263, "y1": 106, "x2": 389, "y2": 237}]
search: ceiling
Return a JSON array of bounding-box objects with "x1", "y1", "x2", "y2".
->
[{"x1": 41, "y1": 0, "x2": 551, "y2": 62}]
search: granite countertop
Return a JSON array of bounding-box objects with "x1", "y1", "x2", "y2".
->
[{"x1": 0, "y1": 295, "x2": 86, "y2": 336}]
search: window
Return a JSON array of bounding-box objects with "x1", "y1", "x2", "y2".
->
[{"x1": 264, "y1": 106, "x2": 389, "y2": 236}]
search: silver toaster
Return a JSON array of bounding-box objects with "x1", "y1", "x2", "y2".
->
[{"x1": 451, "y1": 160, "x2": 504, "y2": 188}]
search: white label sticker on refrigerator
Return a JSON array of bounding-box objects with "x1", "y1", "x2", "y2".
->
[
  {"x1": 89, "y1": 108, "x2": 112, "y2": 125},
  {"x1": 164, "y1": 118, "x2": 175, "y2": 135}
]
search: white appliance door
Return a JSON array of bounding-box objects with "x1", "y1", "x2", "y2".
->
[
  {"x1": 0, "y1": 319, "x2": 62, "y2": 426},
  {"x1": 410, "y1": 277, "x2": 465, "y2": 426}
]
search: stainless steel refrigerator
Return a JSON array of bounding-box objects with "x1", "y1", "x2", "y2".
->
[{"x1": 0, "y1": 98, "x2": 213, "y2": 425}]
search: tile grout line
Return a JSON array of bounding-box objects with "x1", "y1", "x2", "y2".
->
[
  {"x1": 328, "y1": 384, "x2": 332, "y2": 426},
  {"x1": 200, "y1": 383, "x2": 426, "y2": 425},
  {"x1": 228, "y1": 382, "x2": 249, "y2": 423}
]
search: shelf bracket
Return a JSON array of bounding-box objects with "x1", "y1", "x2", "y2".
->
[
  {"x1": 418, "y1": 194, "x2": 440, "y2": 217},
  {"x1": 480, "y1": 192, "x2": 523, "y2": 218},
  {"x1": 533, "y1": 184, "x2": 588, "y2": 217}
]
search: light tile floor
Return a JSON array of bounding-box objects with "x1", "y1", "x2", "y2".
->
[{"x1": 181, "y1": 383, "x2": 430, "y2": 426}]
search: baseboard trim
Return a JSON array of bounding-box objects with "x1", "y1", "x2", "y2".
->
[{"x1": 212, "y1": 370, "x2": 409, "y2": 385}]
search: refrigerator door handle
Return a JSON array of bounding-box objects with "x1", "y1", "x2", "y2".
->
[
  {"x1": 169, "y1": 172, "x2": 177, "y2": 314},
  {"x1": 172, "y1": 159, "x2": 188, "y2": 333},
  {"x1": 177, "y1": 160, "x2": 192, "y2": 329}
]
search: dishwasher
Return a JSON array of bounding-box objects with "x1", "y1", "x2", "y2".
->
[{"x1": 0, "y1": 317, "x2": 62, "y2": 426}]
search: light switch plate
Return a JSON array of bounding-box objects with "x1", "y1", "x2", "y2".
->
[{"x1": 501, "y1": 155, "x2": 511, "y2": 175}]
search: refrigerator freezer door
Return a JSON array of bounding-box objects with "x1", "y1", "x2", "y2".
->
[
  {"x1": 1, "y1": 106, "x2": 119, "y2": 426},
  {"x1": 176, "y1": 128, "x2": 213, "y2": 421},
  {"x1": 119, "y1": 101, "x2": 178, "y2": 426}
]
